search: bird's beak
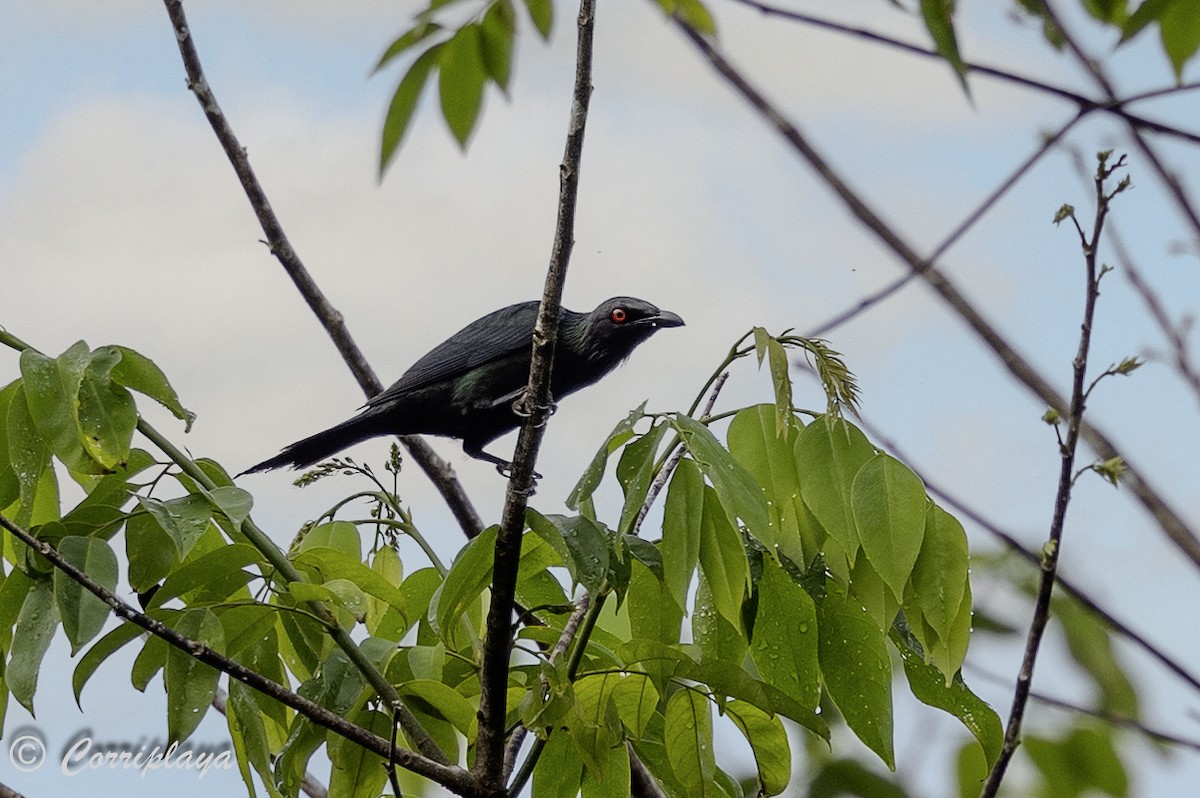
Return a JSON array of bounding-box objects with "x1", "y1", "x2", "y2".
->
[{"x1": 646, "y1": 309, "x2": 685, "y2": 328}]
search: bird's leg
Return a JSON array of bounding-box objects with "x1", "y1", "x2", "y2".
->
[{"x1": 463, "y1": 441, "x2": 542, "y2": 481}]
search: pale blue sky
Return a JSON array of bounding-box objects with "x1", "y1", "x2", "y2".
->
[{"x1": 2, "y1": 1, "x2": 1199, "y2": 796}]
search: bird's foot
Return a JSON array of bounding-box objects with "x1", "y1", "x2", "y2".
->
[
  {"x1": 496, "y1": 461, "x2": 541, "y2": 491},
  {"x1": 511, "y1": 393, "x2": 557, "y2": 426}
]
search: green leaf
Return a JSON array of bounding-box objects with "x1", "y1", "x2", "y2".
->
[
  {"x1": 227, "y1": 680, "x2": 284, "y2": 798},
  {"x1": 328, "y1": 708, "x2": 391, "y2": 798},
  {"x1": 522, "y1": 0, "x2": 553, "y2": 39},
  {"x1": 1025, "y1": 725, "x2": 1128, "y2": 798},
  {"x1": 55, "y1": 536, "x2": 118, "y2": 653},
  {"x1": 610, "y1": 673, "x2": 660, "y2": 740},
  {"x1": 891, "y1": 621, "x2": 1002, "y2": 768},
  {"x1": 8, "y1": 385, "x2": 54, "y2": 526},
  {"x1": 530, "y1": 511, "x2": 609, "y2": 595},
  {"x1": 125, "y1": 511, "x2": 178, "y2": 592},
  {"x1": 664, "y1": 688, "x2": 717, "y2": 796},
  {"x1": 751, "y1": 557, "x2": 820, "y2": 711},
  {"x1": 910, "y1": 504, "x2": 968, "y2": 640},
  {"x1": 432, "y1": 525, "x2": 496, "y2": 647},
  {"x1": 375, "y1": 20, "x2": 444, "y2": 72},
  {"x1": 0, "y1": 380, "x2": 22, "y2": 510},
  {"x1": 165, "y1": 608, "x2": 224, "y2": 742},
  {"x1": 851, "y1": 454, "x2": 927, "y2": 603},
  {"x1": 203, "y1": 485, "x2": 253, "y2": 527},
  {"x1": 919, "y1": 0, "x2": 969, "y2": 93},
  {"x1": 698, "y1": 486, "x2": 750, "y2": 630},
  {"x1": 752, "y1": 328, "x2": 793, "y2": 435},
  {"x1": 107, "y1": 345, "x2": 194, "y2": 431},
  {"x1": 1056, "y1": 594, "x2": 1139, "y2": 717},
  {"x1": 396, "y1": 679, "x2": 478, "y2": 738},
  {"x1": 7, "y1": 579, "x2": 59, "y2": 714},
  {"x1": 380, "y1": 43, "x2": 444, "y2": 174},
  {"x1": 74, "y1": 621, "x2": 143, "y2": 707},
  {"x1": 568, "y1": 403, "x2": 646, "y2": 512},
  {"x1": 293, "y1": 547, "x2": 406, "y2": 614},
  {"x1": 132, "y1": 624, "x2": 169, "y2": 691},
  {"x1": 693, "y1": 573, "x2": 748, "y2": 665},
  {"x1": 533, "y1": 728, "x2": 583, "y2": 798},
  {"x1": 569, "y1": 672, "x2": 624, "y2": 779},
  {"x1": 137, "y1": 494, "x2": 213, "y2": 559},
  {"x1": 1159, "y1": 0, "x2": 1200, "y2": 79},
  {"x1": 661, "y1": 457, "x2": 703, "y2": 610},
  {"x1": 616, "y1": 423, "x2": 667, "y2": 535},
  {"x1": 19, "y1": 344, "x2": 104, "y2": 474},
  {"x1": 481, "y1": 0, "x2": 516, "y2": 92},
  {"x1": 816, "y1": 583, "x2": 894, "y2": 769},
  {"x1": 628, "y1": 558, "x2": 682, "y2": 644},
  {"x1": 439, "y1": 23, "x2": 488, "y2": 148},
  {"x1": 656, "y1": 0, "x2": 718, "y2": 36},
  {"x1": 297, "y1": 520, "x2": 361, "y2": 559},
  {"x1": 728, "y1": 404, "x2": 817, "y2": 565},
  {"x1": 76, "y1": 346, "x2": 137, "y2": 469},
  {"x1": 796, "y1": 417, "x2": 874, "y2": 568},
  {"x1": 672, "y1": 414, "x2": 773, "y2": 550},
  {"x1": 725, "y1": 699, "x2": 791, "y2": 796}
]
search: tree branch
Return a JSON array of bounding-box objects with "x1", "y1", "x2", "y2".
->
[
  {"x1": 727, "y1": 0, "x2": 1200, "y2": 146},
  {"x1": 160, "y1": 0, "x2": 484, "y2": 540},
  {"x1": 472, "y1": 0, "x2": 597, "y2": 792},
  {"x1": 0, "y1": 512, "x2": 474, "y2": 793},
  {"x1": 1039, "y1": 1, "x2": 1200, "y2": 255},
  {"x1": 981, "y1": 154, "x2": 1122, "y2": 797},
  {"x1": 671, "y1": 16, "x2": 1200, "y2": 574}
]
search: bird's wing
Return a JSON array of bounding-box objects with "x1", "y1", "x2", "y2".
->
[{"x1": 365, "y1": 301, "x2": 540, "y2": 408}]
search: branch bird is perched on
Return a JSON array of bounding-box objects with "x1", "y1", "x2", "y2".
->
[{"x1": 242, "y1": 297, "x2": 684, "y2": 476}]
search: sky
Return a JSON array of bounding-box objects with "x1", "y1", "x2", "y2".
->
[{"x1": 2, "y1": 0, "x2": 1200, "y2": 796}]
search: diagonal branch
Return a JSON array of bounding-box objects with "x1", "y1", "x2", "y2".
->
[
  {"x1": 1039, "y1": 1, "x2": 1200, "y2": 254},
  {"x1": 0, "y1": 512, "x2": 474, "y2": 792},
  {"x1": 472, "y1": 0, "x2": 598, "y2": 792},
  {"x1": 671, "y1": 16, "x2": 1200, "y2": 573},
  {"x1": 727, "y1": 0, "x2": 1200, "y2": 146},
  {"x1": 160, "y1": 0, "x2": 483, "y2": 539}
]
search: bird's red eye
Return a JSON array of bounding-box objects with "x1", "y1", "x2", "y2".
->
[{"x1": 610, "y1": 308, "x2": 628, "y2": 324}]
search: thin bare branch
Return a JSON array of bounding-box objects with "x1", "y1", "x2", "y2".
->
[
  {"x1": 727, "y1": 0, "x2": 1200, "y2": 145},
  {"x1": 473, "y1": 0, "x2": 597, "y2": 792},
  {"x1": 808, "y1": 111, "x2": 1086, "y2": 337},
  {"x1": 1040, "y1": 1, "x2": 1200, "y2": 254},
  {"x1": 982, "y1": 154, "x2": 1122, "y2": 797},
  {"x1": 967, "y1": 666, "x2": 1200, "y2": 752},
  {"x1": 160, "y1": 0, "x2": 484, "y2": 539},
  {"x1": 671, "y1": 15, "x2": 1200, "y2": 574}
]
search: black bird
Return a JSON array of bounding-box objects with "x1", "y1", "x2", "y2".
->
[{"x1": 242, "y1": 297, "x2": 684, "y2": 475}]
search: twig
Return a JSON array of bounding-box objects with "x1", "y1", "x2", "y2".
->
[
  {"x1": 1039, "y1": 1, "x2": 1200, "y2": 256},
  {"x1": 633, "y1": 371, "x2": 729, "y2": 535},
  {"x1": 502, "y1": 592, "x2": 593, "y2": 781},
  {"x1": 159, "y1": 0, "x2": 484, "y2": 540},
  {"x1": 981, "y1": 154, "x2": 1123, "y2": 798},
  {"x1": 472, "y1": 0, "x2": 597, "y2": 791},
  {"x1": 670, "y1": 15, "x2": 1200, "y2": 574},
  {"x1": 0, "y1": 512, "x2": 473, "y2": 792}
]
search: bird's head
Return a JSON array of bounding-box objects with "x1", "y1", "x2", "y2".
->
[{"x1": 571, "y1": 296, "x2": 685, "y2": 366}]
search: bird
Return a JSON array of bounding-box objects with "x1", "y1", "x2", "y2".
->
[{"x1": 241, "y1": 296, "x2": 684, "y2": 476}]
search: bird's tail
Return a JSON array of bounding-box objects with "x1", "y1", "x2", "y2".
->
[{"x1": 239, "y1": 413, "x2": 385, "y2": 475}]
